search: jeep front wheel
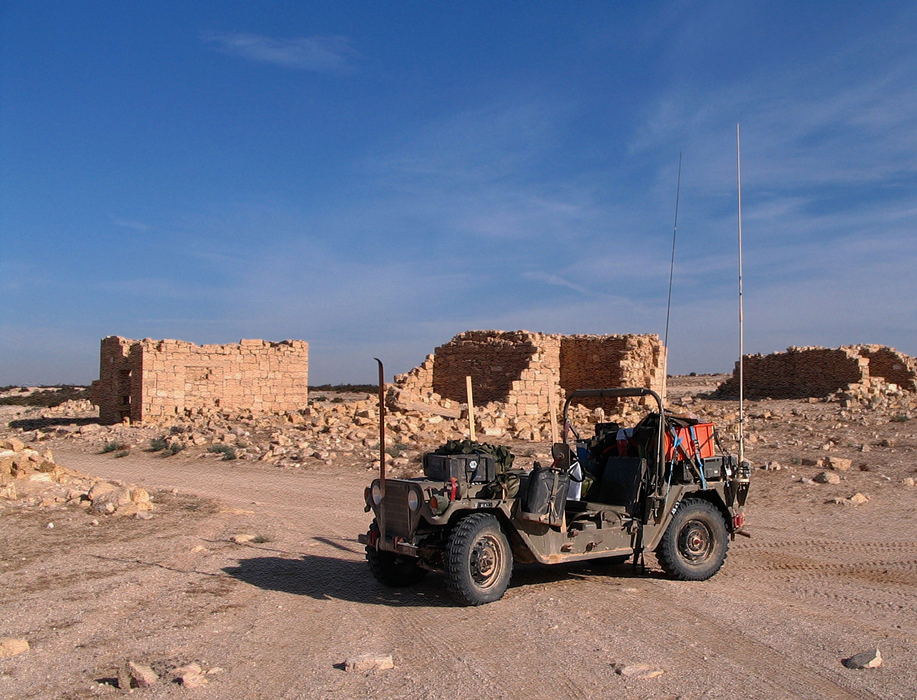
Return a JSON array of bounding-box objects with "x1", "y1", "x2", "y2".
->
[
  {"x1": 445, "y1": 513, "x2": 513, "y2": 605},
  {"x1": 656, "y1": 498, "x2": 728, "y2": 581},
  {"x1": 365, "y1": 520, "x2": 428, "y2": 588}
]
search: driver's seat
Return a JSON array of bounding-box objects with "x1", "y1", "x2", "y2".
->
[{"x1": 596, "y1": 457, "x2": 645, "y2": 512}]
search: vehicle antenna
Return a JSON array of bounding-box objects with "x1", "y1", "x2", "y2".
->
[
  {"x1": 661, "y1": 152, "x2": 682, "y2": 406},
  {"x1": 736, "y1": 125, "x2": 745, "y2": 466}
]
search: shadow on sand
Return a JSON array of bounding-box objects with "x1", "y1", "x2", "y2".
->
[
  {"x1": 223, "y1": 551, "x2": 653, "y2": 608},
  {"x1": 9, "y1": 416, "x2": 99, "y2": 431}
]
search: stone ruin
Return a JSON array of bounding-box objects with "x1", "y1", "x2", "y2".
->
[
  {"x1": 90, "y1": 336, "x2": 309, "y2": 425},
  {"x1": 389, "y1": 330, "x2": 665, "y2": 419},
  {"x1": 716, "y1": 345, "x2": 917, "y2": 400}
]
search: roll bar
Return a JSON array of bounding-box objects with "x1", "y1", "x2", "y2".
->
[
  {"x1": 560, "y1": 387, "x2": 667, "y2": 483},
  {"x1": 561, "y1": 387, "x2": 664, "y2": 425}
]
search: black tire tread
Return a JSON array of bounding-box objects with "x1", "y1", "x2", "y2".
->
[
  {"x1": 445, "y1": 513, "x2": 513, "y2": 605},
  {"x1": 656, "y1": 497, "x2": 729, "y2": 581}
]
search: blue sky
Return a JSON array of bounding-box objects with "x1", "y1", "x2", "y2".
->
[{"x1": 2, "y1": 2, "x2": 916, "y2": 385}]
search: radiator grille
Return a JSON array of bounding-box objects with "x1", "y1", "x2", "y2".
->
[{"x1": 381, "y1": 481, "x2": 413, "y2": 540}]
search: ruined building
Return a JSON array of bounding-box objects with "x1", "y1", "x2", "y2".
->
[
  {"x1": 390, "y1": 330, "x2": 665, "y2": 418},
  {"x1": 716, "y1": 345, "x2": 917, "y2": 399},
  {"x1": 91, "y1": 336, "x2": 309, "y2": 424}
]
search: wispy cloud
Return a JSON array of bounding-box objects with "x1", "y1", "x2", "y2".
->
[
  {"x1": 521, "y1": 271, "x2": 590, "y2": 295},
  {"x1": 200, "y1": 31, "x2": 359, "y2": 73},
  {"x1": 110, "y1": 216, "x2": 152, "y2": 232}
]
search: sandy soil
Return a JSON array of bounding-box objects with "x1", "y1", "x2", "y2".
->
[{"x1": 2, "y1": 381, "x2": 916, "y2": 700}]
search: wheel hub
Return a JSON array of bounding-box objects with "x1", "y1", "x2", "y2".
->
[
  {"x1": 680, "y1": 521, "x2": 712, "y2": 561},
  {"x1": 471, "y1": 536, "x2": 500, "y2": 585}
]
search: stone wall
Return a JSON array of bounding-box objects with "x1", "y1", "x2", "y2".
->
[
  {"x1": 716, "y1": 345, "x2": 917, "y2": 399},
  {"x1": 560, "y1": 335, "x2": 665, "y2": 409},
  {"x1": 92, "y1": 336, "x2": 309, "y2": 424},
  {"x1": 389, "y1": 330, "x2": 664, "y2": 419}
]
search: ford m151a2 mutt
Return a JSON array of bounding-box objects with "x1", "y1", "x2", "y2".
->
[{"x1": 360, "y1": 387, "x2": 750, "y2": 605}]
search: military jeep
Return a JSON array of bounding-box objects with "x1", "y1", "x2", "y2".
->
[{"x1": 359, "y1": 387, "x2": 750, "y2": 605}]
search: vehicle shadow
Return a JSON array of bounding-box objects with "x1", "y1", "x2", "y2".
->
[
  {"x1": 223, "y1": 555, "x2": 456, "y2": 608},
  {"x1": 224, "y1": 553, "x2": 662, "y2": 608}
]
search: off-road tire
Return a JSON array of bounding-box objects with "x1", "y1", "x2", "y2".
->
[
  {"x1": 656, "y1": 498, "x2": 728, "y2": 581},
  {"x1": 445, "y1": 513, "x2": 513, "y2": 605},
  {"x1": 365, "y1": 520, "x2": 428, "y2": 588}
]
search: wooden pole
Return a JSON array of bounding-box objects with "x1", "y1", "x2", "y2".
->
[
  {"x1": 466, "y1": 376, "x2": 476, "y2": 442},
  {"x1": 548, "y1": 386, "x2": 559, "y2": 445},
  {"x1": 374, "y1": 359, "x2": 386, "y2": 487}
]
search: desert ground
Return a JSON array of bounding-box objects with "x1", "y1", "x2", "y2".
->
[{"x1": 1, "y1": 376, "x2": 916, "y2": 700}]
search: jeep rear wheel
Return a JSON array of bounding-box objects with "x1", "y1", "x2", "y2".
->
[
  {"x1": 365, "y1": 520, "x2": 428, "y2": 588},
  {"x1": 656, "y1": 498, "x2": 728, "y2": 581},
  {"x1": 445, "y1": 513, "x2": 513, "y2": 605}
]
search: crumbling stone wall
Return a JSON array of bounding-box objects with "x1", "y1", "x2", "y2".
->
[
  {"x1": 856, "y1": 345, "x2": 917, "y2": 392},
  {"x1": 560, "y1": 335, "x2": 664, "y2": 410},
  {"x1": 92, "y1": 336, "x2": 309, "y2": 424},
  {"x1": 716, "y1": 345, "x2": 917, "y2": 399},
  {"x1": 390, "y1": 330, "x2": 664, "y2": 419},
  {"x1": 430, "y1": 331, "x2": 562, "y2": 418}
]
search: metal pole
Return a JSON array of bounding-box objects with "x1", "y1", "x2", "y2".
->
[
  {"x1": 736, "y1": 124, "x2": 745, "y2": 466},
  {"x1": 662, "y1": 152, "x2": 682, "y2": 405}
]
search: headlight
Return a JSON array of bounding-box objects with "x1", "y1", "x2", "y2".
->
[
  {"x1": 407, "y1": 488, "x2": 421, "y2": 512},
  {"x1": 371, "y1": 482, "x2": 382, "y2": 505}
]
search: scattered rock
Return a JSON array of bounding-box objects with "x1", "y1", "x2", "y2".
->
[
  {"x1": 0, "y1": 638, "x2": 30, "y2": 658},
  {"x1": 843, "y1": 648, "x2": 882, "y2": 669},
  {"x1": 814, "y1": 471, "x2": 841, "y2": 484},
  {"x1": 344, "y1": 653, "x2": 395, "y2": 672},
  {"x1": 848, "y1": 492, "x2": 869, "y2": 505},
  {"x1": 904, "y1": 477, "x2": 915, "y2": 487},
  {"x1": 124, "y1": 661, "x2": 158, "y2": 688},
  {"x1": 826, "y1": 456, "x2": 852, "y2": 471},
  {"x1": 614, "y1": 663, "x2": 664, "y2": 679},
  {"x1": 171, "y1": 663, "x2": 202, "y2": 676},
  {"x1": 231, "y1": 534, "x2": 256, "y2": 544},
  {"x1": 179, "y1": 670, "x2": 209, "y2": 688}
]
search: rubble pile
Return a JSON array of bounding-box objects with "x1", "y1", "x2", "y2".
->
[
  {"x1": 4, "y1": 391, "x2": 656, "y2": 472},
  {"x1": 0, "y1": 437, "x2": 153, "y2": 515}
]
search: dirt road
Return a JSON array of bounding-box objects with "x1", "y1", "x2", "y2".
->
[{"x1": 2, "y1": 442, "x2": 914, "y2": 700}]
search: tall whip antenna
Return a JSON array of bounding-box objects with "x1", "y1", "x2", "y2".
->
[
  {"x1": 736, "y1": 124, "x2": 745, "y2": 465},
  {"x1": 661, "y1": 152, "x2": 683, "y2": 405}
]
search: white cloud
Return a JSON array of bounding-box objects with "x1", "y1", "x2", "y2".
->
[{"x1": 200, "y1": 31, "x2": 359, "y2": 73}]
